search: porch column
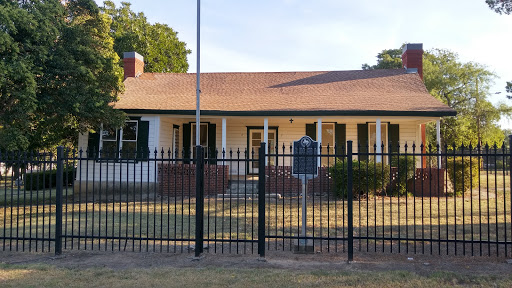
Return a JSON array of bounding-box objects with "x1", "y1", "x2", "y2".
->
[
  {"x1": 317, "y1": 118, "x2": 322, "y2": 167},
  {"x1": 376, "y1": 118, "x2": 382, "y2": 163},
  {"x1": 222, "y1": 118, "x2": 227, "y2": 158},
  {"x1": 437, "y1": 119, "x2": 441, "y2": 167},
  {"x1": 264, "y1": 118, "x2": 268, "y2": 165}
]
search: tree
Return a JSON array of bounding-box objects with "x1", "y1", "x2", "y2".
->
[
  {"x1": 424, "y1": 49, "x2": 511, "y2": 146},
  {"x1": 506, "y1": 81, "x2": 512, "y2": 99},
  {"x1": 0, "y1": 0, "x2": 126, "y2": 151},
  {"x1": 362, "y1": 46, "x2": 511, "y2": 146},
  {"x1": 362, "y1": 47, "x2": 403, "y2": 70},
  {"x1": 101, "y1": 1, "x2": 191, "y2": 73},
  {"x1": 486, "y1": 0, "x2": 512, "y2": 15}
]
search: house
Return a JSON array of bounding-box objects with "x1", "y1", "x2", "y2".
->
[{"x1": 76, "y1": 43, "x2": 456, "y2": 194}]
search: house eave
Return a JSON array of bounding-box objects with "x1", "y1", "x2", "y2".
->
[{"x1": 120, "y1": 109, "x2": 457, "y2": 117}]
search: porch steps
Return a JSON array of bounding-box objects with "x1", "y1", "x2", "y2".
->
[{"x1": 217, "y1": 180, "x2": 281, "y2": 200}]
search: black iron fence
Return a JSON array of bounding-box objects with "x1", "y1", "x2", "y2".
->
[{"x1": 1, "y1": 139, "x2": 511, "y2": 261}]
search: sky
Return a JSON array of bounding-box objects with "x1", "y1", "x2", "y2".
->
[{"x1": 94, "y1": 0, "x2": 512, "y2": 127}]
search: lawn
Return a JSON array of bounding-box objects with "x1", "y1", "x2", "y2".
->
[
  {"x1": 1, "y1": 261, "x2": 512, "y2": 288},
  {"x1": 0, "y1": 193, "x2": 509, "y2": 256}
]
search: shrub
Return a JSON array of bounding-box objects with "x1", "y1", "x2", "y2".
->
[
  {"x1": 446, "y1": 157, "x2": 480, "y2": 196},
  {"x1": 389, "y1": 155, "x2": 416, "y2": 196},
  {"x1": 25, "y1": 168, "x2": 75, "y2": 190},
  {"x1": 330, "y1": 159, "x2": 390, "y2": 198}
]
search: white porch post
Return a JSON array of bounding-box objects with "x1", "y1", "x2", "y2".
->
[
  {"x1": 317, "y1": 118, "x2": 322, "y2": 167},
  {"x1": 437, "y1": 119, "x2": 441, "y2": 167},
  {"x1": 264, "y1": 118, "x2": 268, "y2": 165},
  {"x1": 376, "y1": 118, "x2": 382, "y2": 163},
  {"x1": 222, "y1": 118, "x2": 227, "y2": 158}
]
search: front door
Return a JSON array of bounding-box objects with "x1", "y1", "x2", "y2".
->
[{"x1": 249, "y1": 129, "x2": 276, "y2": 174}]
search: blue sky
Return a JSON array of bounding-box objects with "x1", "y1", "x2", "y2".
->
[{"x1": 94, "y1": 0, "x2": 512, "y2": 126}]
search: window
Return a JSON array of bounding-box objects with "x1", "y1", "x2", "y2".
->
[
  {"x1": 173, "y1": 126, "x2": 180, "y2": 157},
  {"x1": 191, "y1": 123, "x2": 208, "y2": 158},
  {"x1": 321, "y1": 123, "x2": 335, "y2": 166},
  {"x1": 99, "y1": 120, "x2": 139, "y2": 159}
]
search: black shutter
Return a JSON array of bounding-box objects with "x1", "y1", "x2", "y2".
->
[
  {"x1": 335, "y1": 124, "x2": 346, "y2": 154},
  {"x1": 357, "y1": 123, "x2": 368, "y2": 161},
  {"x1": 137, "y1": 121, "x2": 150, "y2": 160},
  {"x1": 306, "y1": 123, "x2": 316, "y2": 140},
  {"x1": 87, "y1": 131, "x2": 100, "y2": 158},
  {"x1": 183, "y1": 123, "x2": 191, "y2": 163},
  {"x1": 388, "y1": 124, "x2": 399, "y2": 152},
  {"x1": 208, "y1": 123, "x2": 217, "y2": 162},
  {"x1": 388, "y1": 124, "x2": 399, "y2": 166}
]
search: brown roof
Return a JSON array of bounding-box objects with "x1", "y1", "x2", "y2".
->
[{"x1": 115, "y1": 69, "x2": 456, "y2": 117}]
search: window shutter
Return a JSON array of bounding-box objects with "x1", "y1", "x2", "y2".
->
[
  {"x1": 137, "y1": 121, "x2": 150, "y2": 160},
  {"x1": 306, "y1": 123, "x2": 316, "y2": 140},
  {"x1": 87, "y1": 131, "x2": 100, "y2": 158},
  {"x1": 208, "y1": 123, "x2": 217, "y2": 162},
  {"x1": 357, "y1": 123, "x2": 368, "y2": 161},
  {"x1": 183, "y1": 123, "x2": 191, "y2": 163},
  {"x1": 335, "y1": 124, "x2": 346, "y2": 154},
  {"x1": 388, "y1": 124, "x2": 399, "y2": 153},
  {"x1": 388, "y1": 124, "x2": 399, "y2": 166}
]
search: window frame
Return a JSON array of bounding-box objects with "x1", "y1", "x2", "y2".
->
[
  {"x1": 191, "y1": 122, "x2": 209, "y2": 158},
  {"x1": 98, "y1": 119, "x2": 140, "y2": 161}
]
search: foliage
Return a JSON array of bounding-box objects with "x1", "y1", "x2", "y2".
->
[
  {"x1": 446, "y1": 157, "x2": 480, "y2": 196},
  {"x1": 389, "y1": 155, "x2": 416, "y2": 196},
  {"x1": 362, "y1": 46, "x2": 511, "y2": 147},
  {"x1": 486, "y1": 0, "x2": 512, "y2": 15},
  {"x1": 25, "y1": 168, "x2": 75, "y2": 190},
  {"x1": 506, "y1": 81, "x2": 512, "y2": 100},
  {"x1": 424, "y1": 49, "x2": 511, "y2": 146},
  {"x1": 0, "y1": 0, "x2": 126, "y2": 151},
  {"x1": 101, "y1": 1, "x2": 191, "y2": 73},
  {"x1": 362, "y1": 47, "x2": 404, "y2": 70},
  {"x1": 330, "y1": 159, "x2": 390, "y2": 198}
]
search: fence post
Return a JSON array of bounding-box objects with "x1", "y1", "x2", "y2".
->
[
  {"x1": 509, "y1": 135, "x2": 512, "y2": 249},
  {"x1": 258, "y1": 142, "x2": 266, "y2": 257},
  {"x1": 347, "y1": 141, "x2": 354, "y2": 262},
  {"x1": 55, "y1": 146, "x2": 64, "y2": 255},
  {"x1": 195, "y1": 145, "x2": 204, "y2": 257}
]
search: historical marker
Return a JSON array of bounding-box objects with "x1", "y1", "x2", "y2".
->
[{"x1": 292, "y1": 136, "x2": 318, "y2": 254}]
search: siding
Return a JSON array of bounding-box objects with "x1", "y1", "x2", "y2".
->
[
  {"x1": 77, "y1": 116, "x2": 160, "y2": 183},
  {"x1": 77, "y1": 115, "x2": 434, "y2": 178}
]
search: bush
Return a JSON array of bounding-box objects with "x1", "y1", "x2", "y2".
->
[
  {"x1": 389, "y1": 155, "x2": 416, "y2": 196},
  {"x1": 330, "y1": 159, "x2": 390, "y2": 198},
  {"x1": 446, "y1": 157, "x2": 480, "y2": 196},
  {"x1": 25, "y1": 168, "x2": 75, "y2": 190}
]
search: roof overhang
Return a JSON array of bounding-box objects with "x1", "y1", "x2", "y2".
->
[{"x1": 121, "y1": 109, "x2": 457, "y2": 117}]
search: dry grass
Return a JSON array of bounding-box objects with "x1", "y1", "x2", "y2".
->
[
  {"x1": 0, "y1": 191, "x2": 510, "y2": 256},
  {"x1": 0, "y1": 263, "x2": 511, "y2": 288}
]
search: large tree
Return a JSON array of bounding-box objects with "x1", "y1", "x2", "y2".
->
[
  {"x1": 101, "y1": 1, "x2": 191, "y2": 73},
  {"x1": 486, "y1": 0, "x2": 512, "y2": 15},
  {"x1": 362, "y1": 47, "x2": 511, "y2": 146},
  {"x1": 0, "y1": 0, "x2": 125, "y2": 151},
  {"x1": 362, "y1": 47, "x2": 403, "y2": 70}
]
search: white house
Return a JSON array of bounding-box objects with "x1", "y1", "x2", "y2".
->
[{"x1": 76, "y1": 43, "x2": 455, "y2": 192}]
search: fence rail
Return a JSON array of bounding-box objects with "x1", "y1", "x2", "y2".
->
[{"x1": 1, "y1": 138, "x2": 511, "y2": 261}]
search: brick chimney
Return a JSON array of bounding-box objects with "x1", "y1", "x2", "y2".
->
[
  {"x1": 123, "y1": 52, "x2": 144, "y2": 79},
  {"x1": 401, "y1": 43, "x2": 423, "y2": 80}
]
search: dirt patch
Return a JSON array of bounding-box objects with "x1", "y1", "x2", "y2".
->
[{"x1": 1, "y1": 250, "x2": 511, "y2": 277}]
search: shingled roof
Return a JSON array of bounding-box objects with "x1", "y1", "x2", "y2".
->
[{"x1": 115, "y1": 68, "x2": 456, "y2": 117}]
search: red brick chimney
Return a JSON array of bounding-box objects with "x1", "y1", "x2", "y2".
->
[
  {"x1": 401, "y1": 43, "x2": 423, "y2": 80},
  {"x1": 123, "y1": 52, "x2": 144, "y2": 79}
]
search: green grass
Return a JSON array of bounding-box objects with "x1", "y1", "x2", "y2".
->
[{"x1": 0, "y1": 263, "x2": 511, "y2": 288}]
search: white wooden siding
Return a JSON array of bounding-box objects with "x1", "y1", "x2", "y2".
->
[{"x1": 77, "y1": 115, "x2": 436, "y2": 178}]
